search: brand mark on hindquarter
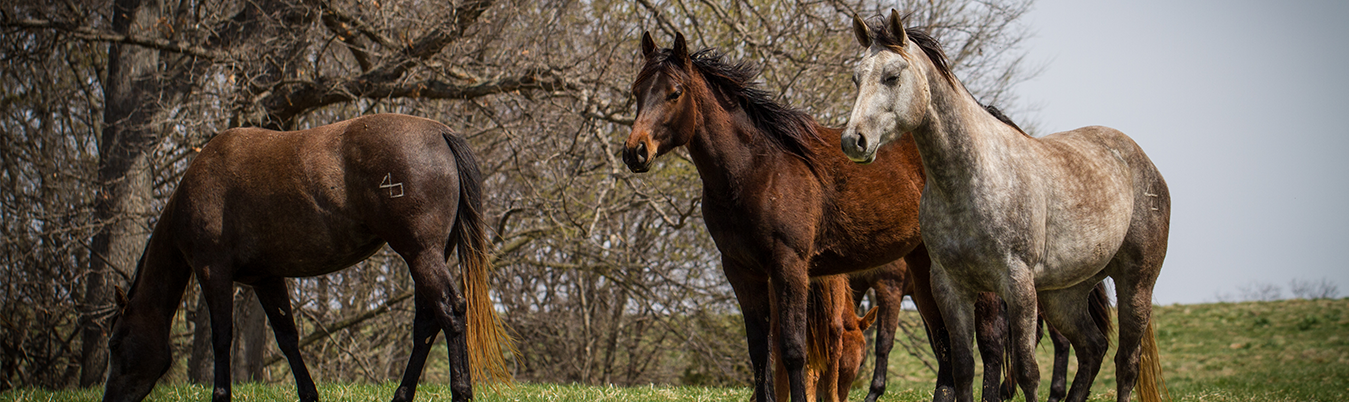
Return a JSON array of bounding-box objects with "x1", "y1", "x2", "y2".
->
[{"x1": 380, "y1": 173, "x2": 405, "y2": 198}]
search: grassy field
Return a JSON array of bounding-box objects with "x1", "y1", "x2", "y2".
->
[{"x1": 4, "y1": 298, "x2": 1346, "y2": 402}]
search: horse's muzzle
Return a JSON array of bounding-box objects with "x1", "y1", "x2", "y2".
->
[
  {"x1": 622, "y1": 140, "x2": 652, "y2": 173},
  {"x1": 840, "y1": 129, "x2": 877, "y2": 164}
]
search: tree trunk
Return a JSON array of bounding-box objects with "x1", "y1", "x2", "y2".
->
[
  {"x1": 78, "y1": 0, "x2": 163, "y2": 386},
  {"x1": 233, "y1": 286, "x2": 270, "y2": 383},
  {"x1": 188, "y1": 292, "x2": 214, "y2": 384}
]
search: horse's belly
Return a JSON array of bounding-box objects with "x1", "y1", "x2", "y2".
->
[
  {"x1": 221, "y1": 205, "x2": 387, "y2": 278},
  {"x1": 237, "y1": 237, "x2": 385, "y2": 279},
  {"x1": 1032, "y1": 235, "x2": 1121, "y2": 290}
]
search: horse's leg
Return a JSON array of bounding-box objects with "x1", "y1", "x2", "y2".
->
[
  {"x1": 252, "y1": 277, "x2": 318, "y2": 402},
  {"x1": 1002, "y1": 265, "x2": 1040, "y2": 402},
  {"x1": 391, "y1": 300, "x2": 441, "y2": 402},
  {"x1": 402, "y1": 250, "x2": 473, "y2": 402},
  {"x1": 903, "y1": 245, "x2": 958, "y2": 402},
  {"x1": 816, "y1": 287, "x2": 844, "y2": 402},
  {"x1": 1113, "y1": 274, "x2": 1158, "y2": 402},
  {"x1": 928, "y1": 260, "x2": 978, "y2": 402},
  {"x1": 726, "y1": 266, "x2": 775, "y2": 402},
  {"x1": 769, "y1": 254, "x2": 812, "y2": 402},
  {"x1": 973, "y1": 292, "x2": 1006, "y2": 402},
  {"x1": 862, "y1": 265, "x2": 906, "y2": 402},
  {"x1": 1039, "y1": 282, "x2": 1109, "y2": 402},
  {"x1": 1046, "y1": 319, "x2": 1071, "y2": 402},
  {"x1": 198, "y1": 271, "x2": 236, "y2": 402}
]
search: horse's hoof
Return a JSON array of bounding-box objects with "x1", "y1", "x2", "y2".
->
[{"x1": 932, "y1": 386, "x2": 955, "y2": 402}]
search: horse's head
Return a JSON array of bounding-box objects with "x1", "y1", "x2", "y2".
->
[
  {"x1": 102, "y1": 286, "x2": 171, "y2": 402},
  {"x1": 623, "y1": 31, "x2": 702, "y2": 173},
  {"x1": 842, "y1": 10, "x2": 933, "y2": 164}
]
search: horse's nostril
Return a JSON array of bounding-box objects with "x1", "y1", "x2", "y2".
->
[
  {"x1": 856, "y1": 134, "x2": 868, "y2": 151},
  {"x1": 636, "y1": 142, "x2": 648, "y2": 164}
]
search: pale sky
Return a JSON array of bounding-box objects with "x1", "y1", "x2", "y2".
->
[{"x1": 1015, "y1": 0, "x2": 1349, "y2": 304}]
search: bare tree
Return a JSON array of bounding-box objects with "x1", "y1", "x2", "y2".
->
[
  {"x1": 1289, "y1": 278, "x2": 1339, "y2": 300},
  {"x1": 1238, "y1": 282, "x2": 1284, "y2": 302}
]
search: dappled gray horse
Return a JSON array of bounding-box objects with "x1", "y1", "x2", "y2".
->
[{"x1": 839, "y1": 11, "x2": 1171, "y2": 402}]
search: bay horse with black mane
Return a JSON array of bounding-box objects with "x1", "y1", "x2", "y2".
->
[
  {"x1": 101, "y1": 113, "x2": 513, "y2": 402},
  {"x1": 623, "y1": 32, "x2": 1017, "y2": 402},
  {"x1": 841, "y1": 11, "x2": 1170, "y2": 402}
]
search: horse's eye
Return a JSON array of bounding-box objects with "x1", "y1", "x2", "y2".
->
[
  {"x1": 666, "y1": 88, "x2": 682, "y2": 101},
  {"x1": 851, "y1": 75, "x2": 859, "y2": 88},
  {"x1": 883, "y1": 75, "x2": 899, "y2": 85}
]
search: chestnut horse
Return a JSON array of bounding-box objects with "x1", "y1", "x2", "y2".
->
[
  {"x1": 101, "y1": 114, "x2": 513, "y2": 402},
  {"x1": 841, "y1": 11, "x2": 1170, "y2": 402},
  {"x1": 773, "y1": 275, "x2": 878, "y2": 402},
  {"x1": 623, "y1": 32, "x2": 1010, "y2": 402}
]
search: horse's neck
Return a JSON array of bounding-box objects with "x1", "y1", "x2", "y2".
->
[
  {"x1": 684, "y1": 99, "x2": 772, "y2": 196},
  {"x1": 912, "y1": 75, "x2": 1027, "y2": 197},
  {"x1": 124, "y1": 223, "x2": 194, "y2": 320}
]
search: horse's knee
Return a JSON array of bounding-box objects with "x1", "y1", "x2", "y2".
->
[{"x1": 780, "y1": 346, "x2": 807, "y2": 370}]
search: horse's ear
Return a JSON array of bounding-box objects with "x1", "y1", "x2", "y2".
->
[
  {"x1": 852, "y1": 14, "x2": 872, "y2": 48},
  {"x1": 115, "y1": 285, "x2": 129, "y2": 309},
  {"x1": 641, "y1": 31, "x2": 657, "y2": 59},
  {"x1": 672, "y1": 31, "x2": 690, "y2": 65},
  {"x1": 858, "y1": 306, "x2": 879, "y2": 330},
  {"x1": 887, "y1": 9, "x2": 908, "y2": 48}
]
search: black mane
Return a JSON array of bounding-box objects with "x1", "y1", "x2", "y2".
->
[
  {"x1": 982, "y1": 104, "x2": 1026, "y2": 134},
  {"x1": 637, "y1": 47, "x2": 823, "y2": 164}
]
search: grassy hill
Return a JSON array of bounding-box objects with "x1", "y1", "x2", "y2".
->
[
  {"x1": 4, "y1": 298, "x2": 1346, "y2": 402},
  {"x1": 877, "y1": 298, "x2": 1349, "y2": 402}
]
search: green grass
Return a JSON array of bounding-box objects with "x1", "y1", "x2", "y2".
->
[
  {"x1": 0, "y1": 383, "x2": 751, "y2": 402},
  {"x1": 874, "y1": 298, "x2": 1349, "y2": 402},
  {"x1": 4, "y1": 299, "x2": 1347, "y2": 401}
]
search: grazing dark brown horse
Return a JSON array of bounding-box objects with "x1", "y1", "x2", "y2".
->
[
  {"x1": 101, "y1": 114, "x2": 513, "y2": 402},
  {"x1": 623, "y1": 32, "x2": 1013, "y2": 402}
]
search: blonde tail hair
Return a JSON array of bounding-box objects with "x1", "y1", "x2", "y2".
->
[
  {"x1": 1135, "y1": 319, "x2": 1170, "y2": 402},
  {"x1": 447, "y1": 131, "x2": 516, "y2": 386}
]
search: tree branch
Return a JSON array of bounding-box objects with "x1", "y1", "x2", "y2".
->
[
  {"x1": 258, "y1": 68, "x2": 568, "y2": 123},
  {"x1": 3, "y1": 18, "x2": 228, "y2": 60},
  {"x1": 353, "y1": 0, "x2": 494, "y2": 83}
]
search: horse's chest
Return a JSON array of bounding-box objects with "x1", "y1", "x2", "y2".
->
[
  {"x1": 701, "y1": 203, "x2": 770, "y2": 267},
  {"x1": 918, "y1": 195, "x2": 1029, "y2": 281}
]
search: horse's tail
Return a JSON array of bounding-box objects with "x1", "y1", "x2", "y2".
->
[
  {"x1": 769, "y1": 278, "x2": 834, "y2": 399},
  {"x1": 1136, "y1": 318, "x2": 1170, "y2": 402},
  {"x1": 1000, "y1": 298, "x2": 1017, "y2": 401},
  {"x1": 1089, "y1": 282, "x2": 1113, "y2": 342},
  {"x1": 805, "y1": 279, "x2": 833, "y2": 374},
  {"x1": 444, "y1": 131, "x2": 516, "y2": 385}
]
